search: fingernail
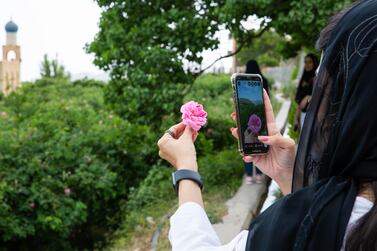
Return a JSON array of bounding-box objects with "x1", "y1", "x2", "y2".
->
[{"x1": 258, "y1": 136, "x2": 268, "y2": 141}]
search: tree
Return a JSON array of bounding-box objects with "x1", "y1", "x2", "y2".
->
[
  {"x1": 236, "y1": 30, "x2": 288, "y2": 67},
  {"x1": 88, "y1": 0, "x2": 353, "y2": 127},
  {"x1": 40, "y1": 54, "x2": 71, "y2": 80}
]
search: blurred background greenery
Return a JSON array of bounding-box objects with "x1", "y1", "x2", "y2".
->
[{"x1": 0, "y1": 0, "x2": 354, "y2": 250}]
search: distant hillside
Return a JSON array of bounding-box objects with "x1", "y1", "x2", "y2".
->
[
  {"x1": 239, "y1": 97, "x2": 263, "y2": 106},
  {"x1": 71, "y1": 72, "x2": 109, "y2": 82}
]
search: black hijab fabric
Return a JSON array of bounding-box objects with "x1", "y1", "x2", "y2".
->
[
  {"x1": 245, "y1": 59, "x2": 270, "y2": 95},
  {"x1": 246, "y1": 1, "x2": 377, "y2": 250}
]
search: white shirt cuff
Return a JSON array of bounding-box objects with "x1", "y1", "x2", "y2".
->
[{"x1": 169, "y1": 202, "x2": 222, "y2": 251}]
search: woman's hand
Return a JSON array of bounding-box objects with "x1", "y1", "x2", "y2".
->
[
  {"x1": 230, "y1": 89, "x2": 296, "y2": 195},
  {"x1": 157, "y1": 123, "x2": 199, "y2": 171},
  {"x1": 158, "y1": 123, "x2": 203, "y2": 207},
  {"x1": 299, "y1": 95, "x2": 311, "y2": 110}
]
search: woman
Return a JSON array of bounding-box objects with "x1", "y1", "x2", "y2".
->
[
  {"x1": 294, "y1": 53, "x2": 319, "y2": 130},
  {"x1": 245, "y1": 59, "x2": 270, "y2": 95},
  {"x1": 244, "y1": 59, "x2": 269, "y2": 184},
  {"x1": 158, "y1": 1, "x2": 377, "y2": 250}
]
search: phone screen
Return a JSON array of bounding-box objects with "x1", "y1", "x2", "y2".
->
[{"x1": 235, "y1": 76, "x2": 269, "y2": 154}]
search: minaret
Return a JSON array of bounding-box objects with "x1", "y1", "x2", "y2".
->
[{"x1": 0, "y1": 20, "x2": 21, "y2": 96}]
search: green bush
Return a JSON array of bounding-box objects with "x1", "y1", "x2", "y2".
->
[
  {"x1": 185, "y1": 74, "x2": 234, "y2": 151},
  {"x1": 126, "y1": 166, "x2": 174, "y2": 211},
  {"x1": 290, "y1": 65, "x2": 299, "y2": 80},
  {"x1": 108, "y1": 149, "x2": 243, "y2": 249},
  {"x1": 282, "y1": 80, "x2": 297, "y2": 101},
  {"x1": 287, "y1": 102, "x2": 300, "y2": 142},
  {"x1": 199, "y1": 150, "x2": 243, "y2": 189},
  {"x1": 0, "y1": 80, "x2": 156, "y2": 250}
]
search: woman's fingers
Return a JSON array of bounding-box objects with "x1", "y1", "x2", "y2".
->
[
  {"x1": 193, "y1": 132, "x2": 199, "y2": 142},
  {"x1": 230, "y1": 127, "x2": 239, "y2": 139},
  {"x1": 263, "y1": 89, "x2": 279, "y2": 135},
  {"x1": 243, "y1": 155, "x2": 254, "y2": 163},
  {"x1": 258, "y1": 134, "x2": 295, "y2": 149},
  {"x1": 169, "y1": 122, "x2": 186, "y2": 139},
  {"x1": 181, "y1": 124, "x2": 195, "y2": 141},
  {"x1": 231, "y1": 111, "x2": 236, "y2": 121}
]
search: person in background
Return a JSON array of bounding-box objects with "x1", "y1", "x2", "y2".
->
[
  {"x1": 294, "y1": 53, "x2": 319, "y2": 131},
  {"x1": 244, "y1": 59, "x2": 269, "y2": 184}
]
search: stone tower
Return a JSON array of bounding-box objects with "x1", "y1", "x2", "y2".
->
[{"x1": 0, "y1": 20, "x2": 21, "y2": 96}]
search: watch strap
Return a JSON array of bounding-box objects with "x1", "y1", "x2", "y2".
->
[{"x1": 172, "y1": 169, "x2": 203, "y2": 194}]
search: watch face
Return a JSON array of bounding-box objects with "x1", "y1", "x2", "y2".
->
[{"x1": 171, "y1": 172, "x2": 176, "y2": 185}]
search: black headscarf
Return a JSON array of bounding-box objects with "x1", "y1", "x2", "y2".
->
[
  {"x1": 246, "y1": 1, "x2": 377, "y2": 250},
  {"x1": 294, "y1": 54, "x2": 319, "y2": 111},
  {"x1": 245, "y1": 59, "x2": 270, "y2": 95}
]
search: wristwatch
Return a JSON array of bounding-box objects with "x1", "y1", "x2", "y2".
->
[{"x1": 172, "y1": 169, "x2": 204, "y2": 194}]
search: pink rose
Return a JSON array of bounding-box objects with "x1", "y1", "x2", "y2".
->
[
  {"x1": 248, "y1": 114, "x2": 262, "y2": 134},
  {"x1": 180, "y1": 101, "x2": 207, "y2": 131},
  {"x1": 30, "y1": 202, "x2": 36, "y2": 209},
  {"x1": 64, "y1": 188, "x2": 71, "y2": 195}
]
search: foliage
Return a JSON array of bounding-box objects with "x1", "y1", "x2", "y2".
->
[
  {"x1": 184, "y1": 74, "x2": 235, "y2": 151},
  {"x1": 40, "y1": 54, "x2": 71, "y2": 80},
  {"x1": 199, "y1": 150, "x2": 243, "y2": 187},
  {"x1": 0, "y1": 80, "x2": 156, "y2": 250},
  {"x1": 89, "y1": 0, "x2": 352, "y2": 128},
  {"x1": 237, "y1": 30, "x2": 286, "y2": 67},
  {"x1": 287, "y1": 101, "x2": 300, "y2": 143},
  {"x1": 126, "y1": 166, "x2": 175, "y2": 211},
  {"x1": 109, "y1": 149, "x2": 242, "y2": 250},
  {"x1": 72, "y1": 78, "x2": 106, "y2": 88},
  {"x1": 88, "y1": 0, "x2": 220, "y2": 128},
  {"x1": 290, "y1": 65, "x2": 299, "y2": 81},
  {"x1": 282, "y1": 80, "x2": 297, "y2": 101}
]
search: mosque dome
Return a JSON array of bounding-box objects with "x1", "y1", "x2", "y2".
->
[{"x1": 5, "y1": 20, "x2": 18, "y2": 33}]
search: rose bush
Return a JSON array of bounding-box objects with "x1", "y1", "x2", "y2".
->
[{"x1": 0, "y1": 80, "x2": 156, "y2": 250}]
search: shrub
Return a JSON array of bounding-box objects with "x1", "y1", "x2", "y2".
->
[
  {"x1": 185, "y1": 74, "x2": 235, "y2": 151},
  {"x1": 199, "y1": 150, "x2": 244, "y2": 189},
  {"x1": 0, "y1": 81, "x2": 156, "y2": 250},
  {"x1": 287, "y1": 102, "x2": 300, "y2": 142},
  {"x1": 290, "y1": 65, "x2": 299, "y2": 80},
  {"x1": 126, "y1": 166, "x2": 174, "y2": 211}
]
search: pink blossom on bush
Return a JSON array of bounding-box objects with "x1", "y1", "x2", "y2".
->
[
  {"x1": 248, "y1": 114, "x2": 262, "y2": 134},
  {"x1": 30, "y1": 202, "x2": 36, "y2": 209},
  {"x1": 180, "y1": 101, "x2": 207, "y2": 131},
  {"x1": 64, "y1": 188, "x2": 71, "y2": 195}
]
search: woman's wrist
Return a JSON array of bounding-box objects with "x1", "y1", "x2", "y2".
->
[
  {"x1": 274, "y1": 171, "x2": 293, "y2": 195},
  {"x1": 176, "y1": 159, "x2": 198, "y2": 172}
]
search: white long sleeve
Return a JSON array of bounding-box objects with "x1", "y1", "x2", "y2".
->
[
  {"x1": 169, "y1": 202, "x2": 247, "y2": 251},
  {"x1": 169, "y1": 197, "x2": 372, "y2": 251}
]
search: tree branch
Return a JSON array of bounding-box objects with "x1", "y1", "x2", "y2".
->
[{"x1": 193, "y1": 25, "x2": 270, "y2": 76}]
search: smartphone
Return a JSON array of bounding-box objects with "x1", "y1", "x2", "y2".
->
[{"x1": 231, "y1": 73, "x2": 269, "y2": 155}]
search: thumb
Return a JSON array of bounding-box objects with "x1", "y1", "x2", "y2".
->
[
  {"x1": 181, "y1": 125, "x2": 195, "y2": 141},
  {"x1": 258, "y1": 134, "x2": 295, "y2": 149}
]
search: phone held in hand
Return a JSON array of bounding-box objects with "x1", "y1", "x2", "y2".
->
[{"x1": 231, "y1": 73, "x2": 269, "y2": 155}]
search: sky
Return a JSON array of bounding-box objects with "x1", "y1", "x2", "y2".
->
[
  {"x1": 0, "y1": 1, "x2": 260, "y2": 82},
  {"x1": 237, "y1": 80, "x2": 263, "y2": 103},
  {"x1": 0, "y1": 0, "x2": 106, "y2": 81}
]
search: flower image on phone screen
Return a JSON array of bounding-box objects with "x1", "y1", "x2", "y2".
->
[{"x1": 235, "y1": 77, "x2": 268, "y2": 154}]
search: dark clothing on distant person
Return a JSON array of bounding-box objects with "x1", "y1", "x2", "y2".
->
[
  {"x1": 294, "y1": 54, "x2": 319, "y2": 112},
  {"x1": 246, "y1": 60, "x2": 269, "y2": 95},
  {"x1": 244, "y1": 162, "x2": 262, "y2": 176}
]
